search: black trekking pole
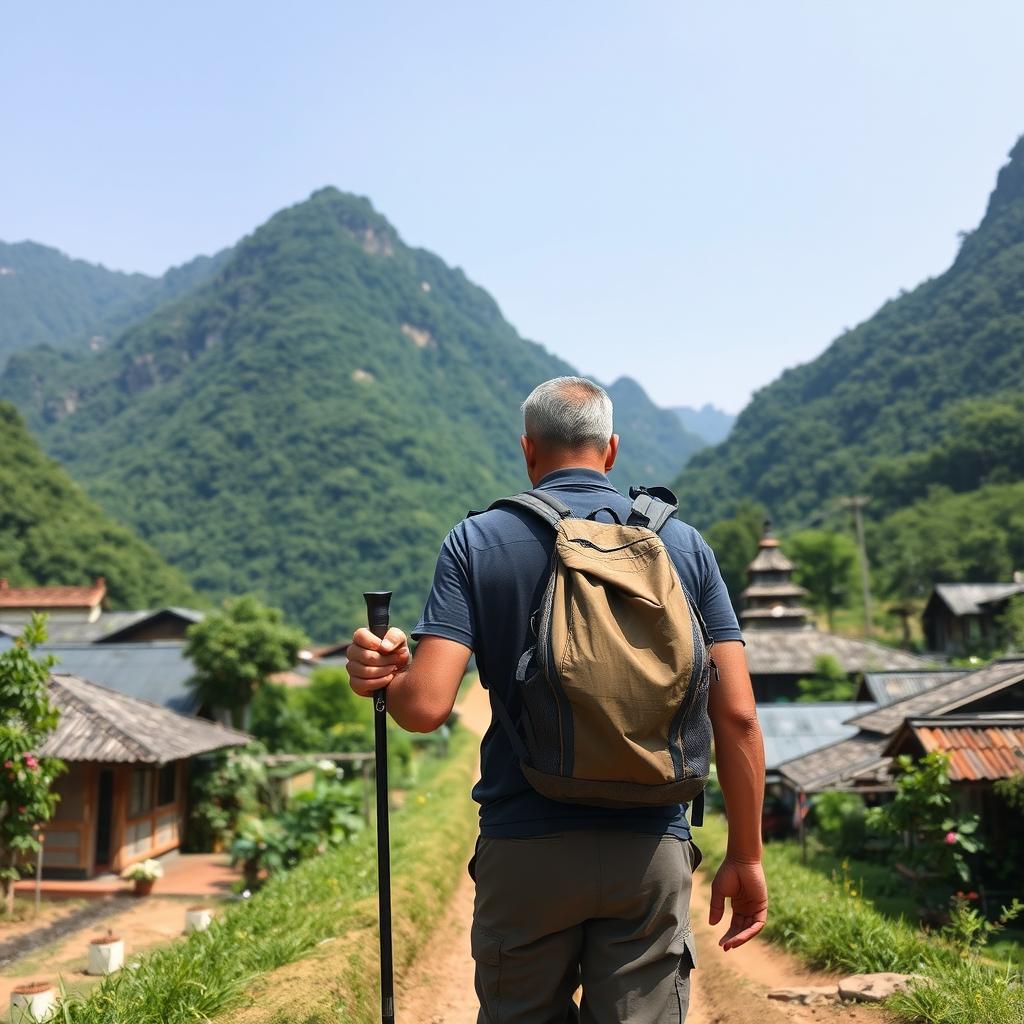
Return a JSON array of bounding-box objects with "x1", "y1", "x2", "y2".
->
[{"x1": 364, "y1": 590, "x2": 396, "y2": 1024}]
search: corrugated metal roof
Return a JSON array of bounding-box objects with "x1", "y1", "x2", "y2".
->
[
  {"x1": 744, "y1": 627, "x2": 932, "y2": 676},
  {"x1": 847, "y1": 657, "x2": 1024, "y2": 736},
  {"x1": 859, "y1": 670, "x2": 966, "y2": 706},
  {"x1": 36, "y1": 642, "x2": 197, "y2": 713},
  {"x1": 757, "y1": 702, "x2": 875, "y2": 771},
  {"x1": 892, "y1": 715, "x2": 1024, "y2": 781},
  {"x1": 40, "y1": 673, "x2": 249, "y2": 763},
  {"x1": 0, "y1": 608, "x2": 205, "y2": 644},
  {"x1": 932, "y1": 583, "x2": 1024, "y2": 617},
  {"x1": 777, "y1": 733, "x2": 890, "y2": 792}
]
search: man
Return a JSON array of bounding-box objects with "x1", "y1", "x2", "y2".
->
[{"x1": 347, "y1": 376, "x2": 767, "y2": 1023}]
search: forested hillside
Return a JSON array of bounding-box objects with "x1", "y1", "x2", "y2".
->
[
  {"x1": 671, "y1": 403, "x2": 735, "y2": 445},
  {"x1": 1, "y1": 189, "x2": 699, "y2": 636},
  {"x1": 0, "y1": 402, "x2": 198, "y2": 608},
  {"x1": 0, "y1": 239, "x2": 230, "y2": 367},
  {"x1": 673, "y1": 135, "x2": 1024, "y2": 530}
]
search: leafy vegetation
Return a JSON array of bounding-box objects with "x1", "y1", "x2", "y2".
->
[
  {"x1": 0, "y1": 239, "x2": 229, "y2": 367},
  {"x1": 1, "y1": 189, "x2": 701, "y2": 638},
  {"x1": 789, "y1": 529, "x2": 858, "y2": 629},
  {"x1": 54, "y1": 731, "x2": 478, "y2": 1024},
  {"x1": 796, "y1": 653, "x2": 856, "y2": 702},
  {"x1": 0, "y1": 618, "x2": 64, "y2": 914},
  {"x1": 674, "y1": 136, "x2": 1024, "y2": 532},
  {"x1": 185, "y1": 594, "x2": 308, "y2": 728},
  {"x1": 0, "y1": 400, "x2": 198, "y2": 608}
]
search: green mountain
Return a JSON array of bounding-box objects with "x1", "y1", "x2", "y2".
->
[
  {"x1": 670, "y1": 403, "x2": 735, "y2": 445},
  {"x1": 0, "y1": 401, "x2": 198, "y2": 609},
  {"x1": 0, "y1": 239, "x2": 230, "y2": 367},
  {"x1": 1, "y1": 189, "x2": 698, "y2": 637},
  {"x1": 673, "y1": 135, "x2": 1024, "y2": 529}
]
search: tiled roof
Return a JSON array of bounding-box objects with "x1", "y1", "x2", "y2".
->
[
  {"x1": 757, "y1": 702, "x2": 875, "y2": 772},
  {"x1": 931, "y1": 583, "x2": 1024, "y2": 617},
  {"x1": 0, "y1": 577, "x2": 106, "y2": 608},
  {"x1": 846, "y1": 657, "x2": 1024, "y2": 736},
  {"x1": 888, "y1": 714, "x2": 1024, "y2": 781},
  {"x1": 40, "y1": 674, "x2": 249, "y2": 763},
  {"x1": 858, "y1": 670, "x2": 966, "y2": 707},
  {"x1": 743, "y1": 627, "x2": 932, "y2": 676},
  {"x1": 777, "y1": 733, "x2": 890, "y2": 792}
]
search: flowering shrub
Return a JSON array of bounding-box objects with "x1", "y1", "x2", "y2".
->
[
  {"x1": 866, "y1": 752, "x2": 983, "y2": 911},
  {"x1": 0, "y1": 616, "x2": 65, "y2": 913}
]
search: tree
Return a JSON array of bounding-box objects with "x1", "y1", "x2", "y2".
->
[
  {"x1": 998, "y1": 595, "x2": 1024, "y2": 653},
  {"x1": 795, "y1": 654, "x2": 855, "y2": 702},
  {"x1": 0, "y1": 616, "x2": 65, "y2": 914},
  {"x1": 788, "y1": 529, "x2": 858, "y2": 630},
  {"x1": 185, "y1": 595, "x2": 308, "y2": 729}
]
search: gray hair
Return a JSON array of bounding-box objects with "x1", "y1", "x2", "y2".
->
[{"x1": 521, "y1": 376, "x2": 614, "y2": 452}]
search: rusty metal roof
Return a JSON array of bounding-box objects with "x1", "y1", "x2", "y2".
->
[
  {"x1": 887, "y1": 714, "x2": 1024, "y2": 781},
  {"x1": 0, "y1": 577, "x2": 106, "y2": 609},
  {"x1": 40, "y1": 673, "x2": 250, "y2": 764}
]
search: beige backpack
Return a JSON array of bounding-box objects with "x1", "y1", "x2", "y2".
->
[{"x1": 483, "y1": 486, "x2": 713, "y2": 824}]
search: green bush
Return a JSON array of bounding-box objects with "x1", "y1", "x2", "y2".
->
[{"x1": 811, "y1": 790, "x2": 867, "y2": 857}]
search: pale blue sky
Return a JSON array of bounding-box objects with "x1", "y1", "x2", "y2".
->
[{"x1": 3, "y1": 2, "x2": 1023, "y2": 411}]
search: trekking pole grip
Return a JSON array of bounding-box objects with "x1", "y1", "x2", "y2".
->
[
  {"x1": 364, "y1": 590, "x2": 393, "y2": 713},
  {"x1": 363, "y1": 590, "x2": 395, "y2": 1024}
]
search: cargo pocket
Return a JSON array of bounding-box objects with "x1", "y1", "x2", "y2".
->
[{"x1": 471, "y1": 922, "x2": 503, "y2": 1023}]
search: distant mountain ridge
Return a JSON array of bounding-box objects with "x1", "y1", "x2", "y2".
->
[
  {"x1": 1, "y1": 188, "x2": 700, "y2": 636},
  {"x1": 670, "y1": 403, "x2": 735, "y2": 445},
  {"x1": 0, "y1": 239, "x2": 230, "y2": 368},
  {"x1": 0, "y1": 401, "x2": 197, "y2": 609},
  {"x1": 673, "y1": 135, "x2": 1024, "y2": 529}
]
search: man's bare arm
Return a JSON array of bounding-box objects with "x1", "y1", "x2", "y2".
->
[
  {"x1": 346, "y1": 628, "x2": 470, "y2": 733},
  {"x1": 707, "y1": 640, "x2": 768, "y2": 950}
]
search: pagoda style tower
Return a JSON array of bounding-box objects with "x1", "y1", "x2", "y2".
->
[{"x1": 741, "y1": 522, "x2": 812, "y2": 630}]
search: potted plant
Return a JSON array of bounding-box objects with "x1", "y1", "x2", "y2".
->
[{"x1": 120, "y1": 858, "x2": 164, "y2": 896}]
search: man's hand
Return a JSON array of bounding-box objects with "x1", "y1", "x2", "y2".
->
[
  {"x1": 346, "y1": 627, "x2": 411, "y2": 696},
  {"x1": 708, "y1": 857, "x2": 768, "y2": 950}
]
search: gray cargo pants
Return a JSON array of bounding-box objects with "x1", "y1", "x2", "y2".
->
[{"x1": 469, "y1": 831, "x2": 700, "y2": 1024}]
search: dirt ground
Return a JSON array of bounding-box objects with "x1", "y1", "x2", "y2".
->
[
  {"x1": 397, "y1": 680, "x2": 894, "y2": 1023},
  {"x1": 0, "y1": 896, "x2": 223, "y2": 1011}
]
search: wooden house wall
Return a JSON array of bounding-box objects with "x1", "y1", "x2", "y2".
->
[{"x1": 40, "y1": 759, "x2": 186, "y2": 878}]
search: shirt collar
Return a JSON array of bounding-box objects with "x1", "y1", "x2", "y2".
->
[{"x1": 536, "y1": 467, "x2": 616, "y2": 490}]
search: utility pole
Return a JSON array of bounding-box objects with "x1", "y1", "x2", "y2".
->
[{"x1": 841, "y1": 496, "x2": 873, "y2": 638}]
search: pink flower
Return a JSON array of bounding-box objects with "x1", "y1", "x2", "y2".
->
[
  {"x1": 2, "y1": 760, "x2": 11, "y2": 769},
  {"x1": 17, "y1": 806, "x2": 26, "y2": 815},
  {"x1": 24, "y1": 754, "x2": 38, "y2": 770},
  {"x1": 944, "y1": 831, "x2": 958, "y2": 845},
  {"x1": 967, "y1": 891, "x2": 979, "y2": 900}
]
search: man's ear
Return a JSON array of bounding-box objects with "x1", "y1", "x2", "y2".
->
[
  {"x1": 521, "y1": 434, "x2": 535, "y2": 472},
  {"x1": 604, "y1": 434, "x2": 619, "y2": 473}
]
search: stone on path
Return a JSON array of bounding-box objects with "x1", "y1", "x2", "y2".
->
[
  {"x1": 838, "y1": 972, "x2": 920, "y2": 1002},
  {"x1": 767, "y1": 985, "x2": 837, "y2": 1004}
]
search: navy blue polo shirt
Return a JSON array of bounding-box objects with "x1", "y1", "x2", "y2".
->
[{"x1": 413, "y1": 467, "x2": 743, "y2": 839}]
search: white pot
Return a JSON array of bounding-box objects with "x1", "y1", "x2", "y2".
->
[
  {"x1": 88, "y1": 936, "x2": 125, "y2": 975},
  {"x1": 10, "y1": 983, "x2": 57, "y2": 1023},
  {"x1": 185, "y1": 906, "x2": 213, "y2": 934}
]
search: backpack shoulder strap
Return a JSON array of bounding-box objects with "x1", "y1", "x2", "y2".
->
[
  {"x1": 627, "y1": 485, "x2": 678, "y2": 533},
  {"x1": 470, "y1": 489, "x2": 573, "y2": 530}
]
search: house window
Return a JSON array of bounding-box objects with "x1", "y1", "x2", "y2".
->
[
  {"x1": 157, "y1": 763, "x2": 177, "y2": 806},
  {"x1": 129, "y1": 768, "x2": 154, "y2": 817}
]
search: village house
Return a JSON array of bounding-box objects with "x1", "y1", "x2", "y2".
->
[
  {"x1": 921, "y1": 578, "x2": 1024, "y2": 656},
  {"x1": 775, "y1": 656, "x2": 1024, "y2": 866},
  {"x1": 36, "y1": 673, "x2": 249, "y2": 878},
  {"x1": 742, "y1": 525, "x2": 931, "y2": 702}
]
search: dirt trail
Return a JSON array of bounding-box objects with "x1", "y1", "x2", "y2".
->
[{"x1": 398, "y1": 680, "x2": 893, "y2": 1023}]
